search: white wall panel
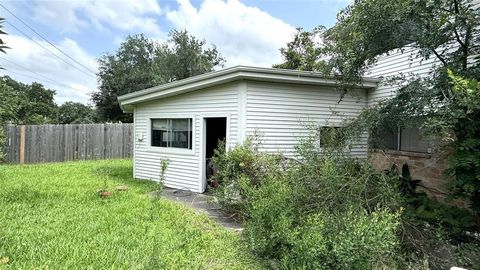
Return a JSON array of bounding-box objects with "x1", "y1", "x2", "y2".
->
[
  {"x1": 134, "y1": 83, "x2": 239, "y2": 192},
  {"x1": 245, "y1": 81, "x2": 369, "y2": 158}
]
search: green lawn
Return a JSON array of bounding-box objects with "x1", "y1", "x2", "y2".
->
[{"x1": 0, "y1": 159, "x2": 264, "y2": 269}]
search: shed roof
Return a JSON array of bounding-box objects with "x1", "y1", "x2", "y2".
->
[{"x1": 118, "y1": 66, "x2": 380, "y2": 112}]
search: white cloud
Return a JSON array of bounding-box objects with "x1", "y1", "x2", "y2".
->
[
  {"x1": 0, "y1": 0, "x2": 299, "y2": 105},
  {"x1": 0, "y1": 34, "x2": 98, "y2": 104},
  {"x1": 32, "y1": 0, "x2": 163, "y2": 35},
  {"x1": 166, "y1": 0, "x2": 297, "y2": 67}
]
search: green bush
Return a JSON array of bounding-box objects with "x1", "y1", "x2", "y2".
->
[
  {"x1": 212, "y1": 129, "x2": 405, "y2": 269},
  {"x1": 212, "y1": 136, "x2": 282, "y2": 218},
  {"x1": 284, "y1": 210, "x2": 400, "y2": 270},
  {"x1": 243, "y1": 176, "x2": 299, "y2": 259},
  {"x1": 326, "y1": 210, "x2": 400, "y2": 269},
  {"x1": 389, "y1": 164, "x2": 480, "y2": 269},
  {"x1": 242, "y1": 152, "x2": 401, "y2": 268},
  {"x1": 393, "y1": 163, "x2": 476, "y2": 236},
  {"x1": 293, "y1": 128, "x2": 402, "y2": 214},
  {"x1": 243, "y1": 174, "x2": 401, "y2": 269},
  {"x1": 284, "y1": 214, "x2": 329, "y2": 270},
  {"x1": 453, "y1": 242, "x2": 480, "y2": 269}
]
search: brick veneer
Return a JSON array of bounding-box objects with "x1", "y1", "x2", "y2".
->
[{"x1": 368, "y1": 149, "x2": 451, "y2": 201}]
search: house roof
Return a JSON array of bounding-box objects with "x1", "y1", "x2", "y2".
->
[{"x1": 117, "y1": 66, "x2": 380, "y2": 112}]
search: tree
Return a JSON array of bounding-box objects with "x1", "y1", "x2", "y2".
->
[
  {"x1": 273, "y1": 27, "x2": 328, "y2": 72},
  {"x1": 277, "y1": 0, "x2": 479, "y2": 82},
  {"x1": 92, "y1": 30, "x2": 225, "y2": 122},
  {"x1": 0, "y1": 18, "x2": 8, "y2": 56},
  {"x1": 23, "y1": 82, "x2": 58, "y2": 123},
  {"x1": 93, "y1": 34, "x2": 157, "y2": 123},
  {"x1": 276, "y1": 0, "x2": 480, "y2": 216},
  {"x1": 0, "y1": 76, "x2": 58, "y2": 124},
  {"x1": 0, "y1": 78, "x2": 19, "y2": 123},
  {"x1": 438, "y1": 72, "x2": 480, "y2": 212},
  {"x1": 58, "y1": 102, "x2": 96, "y2": 124},
  {"x1": 154, "y1": 30, "x2": 226, "y2": 82},
  {"x1": 0, "y1": 78, "x2": 18, "y2": 162},
  {"x1": 323, "y1": 0, "x2": 480, "y2": 214},
  {"x1": 0, "y1": 19, "x2": 9, "y2": 161}
]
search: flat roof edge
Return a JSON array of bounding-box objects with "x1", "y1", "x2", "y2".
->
[{"x1": 118, "y1": 66, "x2": 380, "y2": 106}]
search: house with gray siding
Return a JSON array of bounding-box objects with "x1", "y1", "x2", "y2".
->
[{"x1": 118, "y1": 66, "x2": 379, "y2": 192}]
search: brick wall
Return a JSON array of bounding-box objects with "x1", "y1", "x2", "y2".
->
[{"x1": 368, "y1": 149, "x2": 451, "y2": 201}]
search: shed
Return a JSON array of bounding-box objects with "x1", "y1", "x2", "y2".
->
[{"x1": 118, "y1": 66, "x2": 379, "y2": 192}]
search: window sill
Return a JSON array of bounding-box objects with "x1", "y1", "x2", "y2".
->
[
  {"x1": 370, "y1": 149, "x2": 432, "y2": 158},
  {"x1": 146, "y1": 146, "x2": 196, "y2": 156}
]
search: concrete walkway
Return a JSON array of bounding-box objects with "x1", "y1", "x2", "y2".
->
[{"x1": 159, "y1": 188, "x2": 242, "y2": 230}]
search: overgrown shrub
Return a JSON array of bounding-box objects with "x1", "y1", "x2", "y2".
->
[
  {"x1": 243, "y1": 173, "x2": 401, "y2": 269},
  {"x1": 283, "y1": 210, "x2": 400, "y2": 270},
  {"x1": 453, "y1": 242, "x2": 480, "y2": 269},
  {"x1": 213, "y1": 129, "x2": 404, "y2": 268},
  {"x1": 212, "y1": 135, "x2": 283, "y2": 218},
  {"x1": 392, "y1": 164, "x2": 480, "y2": 269},
  {"x1": 213, "y1": 125, "x2": 480, "y2": 269},
  {"x1": 243, "y1": 176, "x2": 299, "y2": 259},
  {"x1": 392, "y1": 164, "x2": 476, "y2": 235},
  {"x1": 325, "y1": 210, "x2": 400, "y2": 269},
  {"x1": 293, "y1": 133, "x2": 402, "y2": 214}
]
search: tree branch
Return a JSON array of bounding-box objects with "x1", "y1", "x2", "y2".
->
[
  {"x1": 431, "y1": 49, "x2": 448, "y2": 66},
  {"x1": 451, "y1": 0, "x2": 465, "y2": 53},
  {"x1": 453, "y1": 0, "x2": 470, "y2": 71},
  {"x1": 454, "y1": 0, "x2": 460, "y2": 14},
  {"x1": 462, "y1": 27, "x2": 471, "y2": 70},
  {"x1": 453, "y1": 28, "x2": 465, "y2": 48}
]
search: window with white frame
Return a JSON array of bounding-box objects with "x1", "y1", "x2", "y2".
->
[{"x1": 151, "y1": 118, "x2": 192, "y2": 149}]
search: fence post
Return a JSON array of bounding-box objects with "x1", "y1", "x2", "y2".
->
[
  {"x1": 103, "y1": 124, "x2": 107, "y2": 159},
  {"x1": 19, "y1": 125, "x2": 25, "y2": 164}
]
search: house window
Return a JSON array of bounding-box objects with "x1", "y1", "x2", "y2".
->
[
  {"x1": 375, "y1": 127, "x2": 432, "y2": 153},
  {"x1": 319, "y1": 126, "x2": 347, "y2": 148},
  {"x1": 151, "y1": 118, "x2": 192, "y2": 149}
]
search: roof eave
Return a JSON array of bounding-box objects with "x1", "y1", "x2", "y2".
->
[{"x1": 118, "y1": 66, "x2": 380, "y2": 110}]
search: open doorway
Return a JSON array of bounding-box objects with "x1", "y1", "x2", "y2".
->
[{"x1": 205, "y1": 117, "x2": 227, "y2": 188}]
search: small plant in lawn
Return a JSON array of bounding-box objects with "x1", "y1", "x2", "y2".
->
[
  {"x1": 94, "y1": 167, "x2": 113, "y2": 198},
  {"x1": 157, "y1": 158, "x2": 170, "y2": 194},
  {"x1": 145, "y1": 158, "x2": 170, "y2": 265},
  {"x1": 147, "y1": 158, "x2": 170, "y2": 225}
]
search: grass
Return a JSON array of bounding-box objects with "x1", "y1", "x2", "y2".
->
[{"x1": 0, "y1": 159, "x2": 264, "y2": 269}]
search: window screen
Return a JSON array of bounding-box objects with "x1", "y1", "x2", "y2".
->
[
  {"x1": 375, "y1": 127, "x2": 432, "y2": 153},
  {"x1": 400, "y1": 128, "x2": 432, "y2": 153},
  {"x1": 151, "y1": 118, "x2": 192, "y2": 149}
]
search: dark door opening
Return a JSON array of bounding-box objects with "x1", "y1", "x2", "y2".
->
[{"x1": 205, "y1": 117, "x2": 227, "y2": 185}]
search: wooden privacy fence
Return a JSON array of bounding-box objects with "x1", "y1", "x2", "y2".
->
[{"x1": 3, "y1": 123, "x2": 133, "y2": 164}]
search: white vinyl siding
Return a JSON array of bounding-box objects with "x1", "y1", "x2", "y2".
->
[
  {"x1": 133, "y1": 79, "x2": 371, "y2": 193},
  {"x1": 245, "y1": 81, "x2": 369, "y2": 159},
  {"x1": 133, "y1": 83, "x2": 239, "y2": 192},
  {"x1": 366, "y1": 46, "x2": 442, "y2": 105},
  {"x1": 367, "y1": 0, "x2": 480, "y2": 105}
]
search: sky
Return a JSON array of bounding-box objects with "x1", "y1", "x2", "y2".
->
[{"x1": 0, "y1": 0, "x2": 350, "y2": 105}]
